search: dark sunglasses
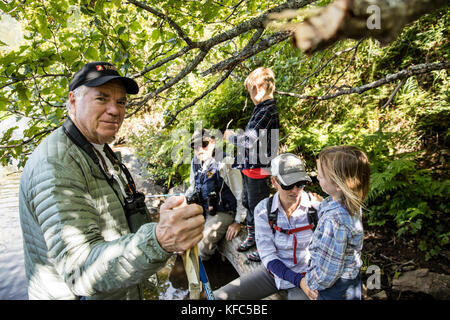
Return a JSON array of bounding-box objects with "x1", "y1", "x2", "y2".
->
[
  {"x1": 278, "y1": 180, "x2": 307, "y2": 191},
  {"x1": 191, "y1": 140, "x2": 210, "y2": 149}
]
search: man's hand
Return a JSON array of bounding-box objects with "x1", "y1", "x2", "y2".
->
[
  {"x1": 225, "y1": 222, "x2": 241, "y2": 241},
  {"x1": 155, "y1": 196, "x2": 205, "y2": 253},
  {"x1": 300, "y1": 277, "x2": 318, "y2": 300}
]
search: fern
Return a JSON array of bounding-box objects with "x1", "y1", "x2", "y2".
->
[{"x1": 367, "y1": 154, "x2": 449, "y2": 259}]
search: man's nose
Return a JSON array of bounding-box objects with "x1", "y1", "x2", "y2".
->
[{"x1": 106, "y1": 101, "x2": 122, "y2": 115}]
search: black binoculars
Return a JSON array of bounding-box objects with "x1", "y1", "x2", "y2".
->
[{"x1": 124, "y1": 191, "x2": 150, "y2": 233}]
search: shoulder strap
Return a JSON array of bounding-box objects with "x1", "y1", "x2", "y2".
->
[
  {"x1": 266, "y1": 196, "x2": 278, "y2": 234},
  {"x1": 62, "y1": 116, "x2": 137, "y2": 200}
]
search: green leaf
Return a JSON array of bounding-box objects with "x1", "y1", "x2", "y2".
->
[
  {"x1": 84, "y1": 46, "x2": 99, "y2": 60},
  {"x1": 151, "y1": 29, "x2": 160, "y2": 41},
  {"x1": 94, "y1": 0, "x2": 106, "y2": 13}
]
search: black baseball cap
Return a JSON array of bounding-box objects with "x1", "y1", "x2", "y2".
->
[{"x1": 69, "y1": 61, "x2": 139, "y2": 94}]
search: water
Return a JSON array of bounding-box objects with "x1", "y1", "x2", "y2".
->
[{"x1": 0, "y1": 167, "x2": 28, "y2": 300}]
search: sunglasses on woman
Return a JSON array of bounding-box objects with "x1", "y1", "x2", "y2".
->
[{"x1": 278, "y1": 180, "x2": 307, "y2": 190}]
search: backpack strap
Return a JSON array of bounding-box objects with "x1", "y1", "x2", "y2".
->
[
  {"x1": 266, "y1": 193, "x2": 317, "y2": 264},
  {"x1": 266, "y1": 196, "x2": 277, "y2": 234}
]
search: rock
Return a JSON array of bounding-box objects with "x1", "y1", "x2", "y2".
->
[
  {"x1": 371, "y1": 290, "x2": 388, "y2": 300},
  {"x1": 392, "y1": 268, "x2": 450, "y2": 300}
]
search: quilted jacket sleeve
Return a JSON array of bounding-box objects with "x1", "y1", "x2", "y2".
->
[{"x1": 27, "y1": 158, "x2": 172, "y2": 297}]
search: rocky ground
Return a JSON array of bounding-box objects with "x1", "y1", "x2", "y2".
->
[{"x1": 361, "y1": 222, "x2": 449, "y2": 300}]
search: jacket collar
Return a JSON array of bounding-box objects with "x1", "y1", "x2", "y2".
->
[{"x1": 62, "y1": 116, "x2": 100, "y2": 165}]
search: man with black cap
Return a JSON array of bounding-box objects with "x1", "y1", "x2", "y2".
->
[{"x1": 19, "y1": 62, "x2": 204, "y2": 300}]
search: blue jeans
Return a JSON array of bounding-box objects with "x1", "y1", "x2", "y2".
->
[{"x1": 317, "y1": 273, "x2": 362, "y2": 300}]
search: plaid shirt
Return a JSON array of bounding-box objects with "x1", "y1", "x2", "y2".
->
[
  {"x1": 305, "y1": 197, "x2": 364, "y2": 291},
  {"x1": 231, "y1": 99, "x2": 279, "y2": 170}
]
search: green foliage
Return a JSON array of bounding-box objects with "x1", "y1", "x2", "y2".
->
[
  {"x1": 368, "y1": 155, "x2": 449, "y2": 260},
  {"x1": 136, "y1": 6, "x2": 449, "y2": 259},
  {"x1": 127, "y1": 123, "x2": 192, "y2": 188},
  {"x1": 0, "y1": 0, "x2": 286, "y2": 165}
]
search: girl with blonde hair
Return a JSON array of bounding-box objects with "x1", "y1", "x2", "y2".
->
[{"x1": 300, "y1": 145, "x2": 370, "y2": 300}]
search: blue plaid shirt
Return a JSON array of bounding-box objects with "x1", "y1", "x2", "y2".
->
[{"x1": 305, "y1": 197, "x2": 364, "y2": 291}]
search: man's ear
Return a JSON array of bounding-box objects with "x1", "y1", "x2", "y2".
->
[{"x1": 68, "y1": 91, "x2": 76, "y2": 116}]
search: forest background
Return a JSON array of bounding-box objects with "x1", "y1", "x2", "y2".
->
[{"x1": 0, "y1": 0, "x2": 448, "y2": 297}]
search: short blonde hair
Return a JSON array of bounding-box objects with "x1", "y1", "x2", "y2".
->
[
  {"x1": 244, "y1": 67, "x2": 275, "y2": 95},
  {"x1": 318, "y1": 145, "x2": 370, "y2": 216}
]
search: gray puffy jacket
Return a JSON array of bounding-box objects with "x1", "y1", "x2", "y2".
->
[{"x1": 19, "y1": 126, "x2": 172, "y2": 299}]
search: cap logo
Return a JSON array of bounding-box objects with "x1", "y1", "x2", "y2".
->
[{"x1": 96, "y1": 65, "x2": 103, "y2": 71}]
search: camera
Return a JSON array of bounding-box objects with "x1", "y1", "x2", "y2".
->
[
  {"x1": 186, "y1": 190, "x2": 217, "y2": 216},
  {"x1": 206, "y1": 192, "x2": 217, "y2": 216},
  {"x1": 186, "y1": 190, "x2": 202, "y2": 206},
  {"x1": 124, "y1": 191, "x2": 151, "y2": 233}
]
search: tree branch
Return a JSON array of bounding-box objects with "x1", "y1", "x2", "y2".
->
[
  {"x1": 132, "y1": 0, "x2": 315, "y2": 80},
  {"x1": 131, "y1": 46, "x2": 190, "y2": 79},
  {"x1": 276, "y1": 61, "x2": 450, "y2": 100},
  {"x1": 381, "y1": 78, "x2": 405, "y2": 109},
  {"x1": 289, "y1": 0, "x2": 449, "y2": 54},
  {"x1": 0, "y1": 73, "x2": 68, "y2": 90},
  {"x1": 126, "y1": 49, "x2": 209, "y2": 117},
  {"x1": 127, "y1": 0, "x2": 196, "y2": 48},
  {"x1": 127, "y1": 0, "x2": 316, "y2": 115},
  {"x1": 0, "y1": 128, "x2": 55, "y2": 149},
  {"x1": 201, "y1": 30, "x2": 291, "y2": 76},
  {"x1": 163, "y1": 67, "x2": 237, "y2": 129}
]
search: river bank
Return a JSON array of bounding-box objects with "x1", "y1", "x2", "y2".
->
[{"x1": 0, "y1": 166, "x2": 27, "y2": 300}]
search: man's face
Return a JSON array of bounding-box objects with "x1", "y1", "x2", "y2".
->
[
  {"x1": 69, "y1": 80, "x2": 127, "y2": 144},
  {"x1": 194, "y1": 139, "x2": 215, "y2": 162}
]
